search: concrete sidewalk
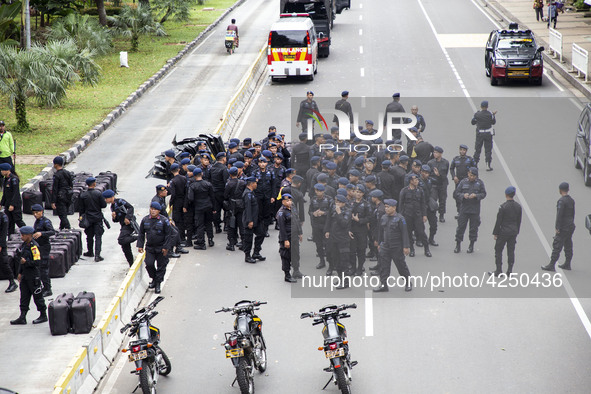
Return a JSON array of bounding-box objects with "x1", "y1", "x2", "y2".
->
[{"x1": 484, "y1": 0, "x2": 591, "y2": 98}]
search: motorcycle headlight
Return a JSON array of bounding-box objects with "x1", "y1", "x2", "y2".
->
[
  {"x1": 495, "y1": 59, "x2": 506, "y2": 67},
  {"x1": 532, "y1": 59, "x2": 541, "y2": 67}
]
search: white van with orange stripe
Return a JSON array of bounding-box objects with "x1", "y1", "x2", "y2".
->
[{"x1": 268, "y1": 14, "x2": 318, "y2": 81}]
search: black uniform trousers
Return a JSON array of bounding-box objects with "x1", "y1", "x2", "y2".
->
[
  {"x1": 257, "y1": 197, "x2": 272, "y2": 228},
  {"x1": 227, "y1": 210, "x2": 244, "y2": 246},
  {"x1": 377, "y1": 247, "x2": 410, "y2": 286},
  {"x1": 243, "y1": 222, "x2": 265, "y2": 256},
  {"x1": 213, "y1": 192, "x2": 225, "y2": 229},
  {"x1": 194, "y1": 209, "x2": 214, "y2": 246},
  {"x1": 144, "y1": 246, "x2": 169, "y2": 283},
  {"x1": 7, "y1": 209, "x2": 26, "y2": 235},
  {"x1": 184, "y1": 207, "x2": 195, "y2": 246},
  {"x1": 427, "y1": 209, "x2": 438, "y2": 239},
  {"x1": 550, "y1": 228, "x2": 574, "y2": 265},
  {"x1": 435, "y1": 184, "x2": 448, "y2": 215},
  {"x1": 311, "y1": 225, "x2": 326, "y2": 262},
  {"x1": 474, "y1": 132, "x2": 493, "y2": 165},
  {"x1": 0, "y1": 248, "x2": 14, "y2": 280},
  {"x1": 455, "y1": 212, "x2": 481, "y2": 242},
  {"x1": 172, "y1": 206, "x2": 186, "y2": 242},
  {"x1": 85, "y1": 221, "x2": 104, "y2": 256},
  {"x1": 350, "y1": 230, "x2": 367, "y2": 272},
  {"x1": 39, "y1": 257, "x2": 50, "y2": 291},
  {"x1": 56, "y1": 200, "x2": 71, "y2": 229},
  {"x1": 406, "y1": 215, "x2": 428, "y2": 249},
  {"x1": 327, "y1": 240, "x2": 351, "y2": 275},
  {"x1": 494, "y1": 235, "x2": 517, "y2": 273},
  {"x1": 117, "y1": 224, "x2": 136, "y2": 266},
  {"x1": 19, "y1": 277, "x2": 46, "y2": 313}
]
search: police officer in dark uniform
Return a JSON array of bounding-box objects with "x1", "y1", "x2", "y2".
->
[
  {"x1": 309, "y1": 183, "x2": 332, "y2": 269},
  {"x1": 10, "y1": 226, "x2": 48, "y2": 325},
  {"x1": 324, "y1": 194, "x2": 352, "y2": 279},
  {"x1": 151, "y1": 185, "x2": 184, "y2": 258},
  {"x1": 373, "y1": 199, "x2": 412, "y2": 292},
  {"x1": 183, "y1": 165, "x2": 197, "y2": 247},
  {"x1": 137, "y1": 202, "x2": 173, "y2": 294},
  {"x1": 104, "y1": 190, "x2": 137, "y2": 266},
  {"x1": 542, "y1": 182, "x2": 575, "y2": 271},
  {"x1": 471, "y1": 100, "x2": 497, "y2": 171},
  {"x1": 450, "y1": 144, "x2": 476, "y2": 218},
  {"x1": 377, "y1": 161, "x2": 396, "y2": 199},
  {"x1": 79, "y1": 177, "x2": 107, "y2": 261},
  {"x1": 277, "y1": 194, "x2": 302, "y2": 283},
  {"x1": 51, "y1": 156, "x2": 73, "y2": 229},
  {"x1": 427, "y1": 146, "x2": 449, "y2": 223},
  {"x1": 0, "y1": 208, "x2": 17, "y2": 293},
  {"x1": 224, "y1": 166, "x2": 245, "y2": 251},
  {"x1": 349, "y1": 184, "x2": 371, "y2": 275},
  {"x1": 168, "y1": 163, "x2": 188, "y2": 246},
  {"x1": 242, "y1": 177, "x2": 266, "y2": 263},
  {"x1": 296, "y1": 91, "x2": 320, "y2": 134},
  {"x1": 253, "y1": 157, "x2": 277, "y2": 236},
  {"x1": 0, "y1": 163, "x2": 25, "y2": 234},
  {"x1": 210, "y1": 152, "x2": 229, "y2": 233},
  {"x1": 186, "y1": 167, "x2": 215, "y2": 250},
  {"x1": 453, "y1": 167, "x2": 486, "y2": 254},
  {"x1": 163, "y1": 150, "x2": 177, "y2": 182},
  {"x1": 334, "y1": 90, "x2": 354, "y2": 127},
  {"x1": 31, "y1": 204, "x2": 55, "y2": 297},
  {"x1": 399, "y1": 173, "x2": 431, "y2": 257},
  {"x1": 390, "y1": 155, "x2": 409, "y2": 204},
  {"x1": 420, "y1": 165, "x2": 439, "y2": 248},
  {"x1": 491, "y1": 186, "x2": 522, "y2": 276},
  {"x1": 383, "y1": 93, "x2": 405, "y2": 140}
]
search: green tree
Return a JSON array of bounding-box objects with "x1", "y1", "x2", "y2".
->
[
  {"x1": 0, "y1": 39, "x2": 101, "y2": 132},
  {"x1": 49, "y1": 13, "x2": 111, "y2": 55},
  {"x1": 154, "y1": 0, "x2": 195, "y2": 24},
  {"x1": 109, "y1": 4, "x2": 166, "y2": 52},
  {"x1": 95, "y1": 0, "x2": 107, "y2": 26},
  {"x1": 0, "y1": 2, "x2": 21, "y2": 46},
  {"x1": 30, "y1": 0, "x2": 78, "y2": 27}
]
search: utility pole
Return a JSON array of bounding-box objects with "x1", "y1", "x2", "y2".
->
[{"x1": 22, "y1": 0, "x2": 31, "y2": 49}]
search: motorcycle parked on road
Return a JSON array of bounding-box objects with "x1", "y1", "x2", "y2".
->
[
  {"x1": 120, "y1": 296, "x2": 171, "y2": 394},
  {"x1": 301, "y1": 304, "x2": 358, "y2": 394},
  {"x1": 216, "y1": 300, "x2": 268, "y2": 394},
  {"x1": 225, "y1": 30, "x2": 237, "y2": 54}
]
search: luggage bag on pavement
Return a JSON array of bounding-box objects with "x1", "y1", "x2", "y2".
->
[
  {"x1": 70, "y1": 298, "x2": 94, "y2": 334},
  {"x1": 50, "y1": 244, "x2": 73, "y2": 272},
  {"x1": 22, "y1": 190, "x2": 43, "y2": 214},
  {"x1": 48, "y1": 250, "x2": 67, "y2": 278},
  {"x1": 48, "y1": 293, "x2": 74, "y2": 335},
  {"x1": 75, "y1": 291, "x2": 96, "y2": 322}
]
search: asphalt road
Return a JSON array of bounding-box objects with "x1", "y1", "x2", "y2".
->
[{"x1": 93, "y1": 0, "x2": 591, "y2": 393}]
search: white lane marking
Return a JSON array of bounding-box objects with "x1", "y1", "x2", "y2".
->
[
  {"x1": 365, "y1": 290, "x2": 373, "y2": 337},
  {"x1": 361, "y1": 96, "x2": 366, "y2": 108},
  {"x1": 360, "y1": 3, "x2": 363, "y2": 9},
  {"x1": 420, "y1": 0, "x2": 591, "y2": 341},
  {"x1": 360, "y1": 68, "x2": 365, "y2": 77},
  {"x1": 234, "y1": 71, "x2": 268, "y2": 139},
  {"x1": 438, "y1": 34, "x2": 490, "y2": 48},
  {"x1": 359, "y1": 28, "x2": 363, "y2": 36},
  {"x1": 359, "y1": 15, "x2": 363, "y2": 21},
  {"x1": 359, "y1": 46, "x2": 364, "y2": 54},
  {"x1": 151, "y1": 67, "x2": 178, "y2": 93}
]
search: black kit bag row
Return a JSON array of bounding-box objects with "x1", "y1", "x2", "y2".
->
[
  {"x1": 70, "y1": 298, "x2": 94, "y2": 334},
  {"x1": 48, "y1": 250, "x2": 67, "y2": 278},
  {"x1": 22, "y1": 190, "x2": 43, "y2": 214},
  {"x1": 57, "y1": 229, "x2": 83, "y2": 259},
  {"x1": 49, "y1": 293, "x2": 74, "y2": 336},
  {"x1": 50, "y1": 244, "x2": 73, "y2": 272},
  {"x1": 75, "y1": 291, "x2": 96, "y2": 322},
  {"x1": 97, "y1": 171, "x2": 117, "y2": 192},
  {"x1": 51, "y1": 237, "x2": 78, "y2": 265}
]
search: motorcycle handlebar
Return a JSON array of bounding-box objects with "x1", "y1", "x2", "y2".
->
[{"x1": 300, "y1": 312, "x2": 312, "y2": 319}]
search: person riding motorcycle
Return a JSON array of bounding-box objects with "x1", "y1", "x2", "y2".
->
[{"x1": 227, "y1": 18, "x2": 239, "y2": 48}]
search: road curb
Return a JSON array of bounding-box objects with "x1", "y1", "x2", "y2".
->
[
  {"x1": 22, "y1": 0, "x2": 247, "y2": 192},
  {"x1": 480, "y1": 0, "x2": 591, "y2": 100}
]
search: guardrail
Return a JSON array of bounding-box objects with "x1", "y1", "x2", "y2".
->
[
  {"x1": 548, "y1": 28, "x2": 563, "y2": 63},
  {"x1": 571, "y1": 43, "x2": 589, "y2": 82},
  {"x1": 214, "y1": 43, "x2": 269, "y2": 139}
]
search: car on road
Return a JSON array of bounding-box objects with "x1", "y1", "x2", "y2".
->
[
  {"x1": 574, "y1": 103, "x2": 591, "y2": 186},
  {"x1": 485, "y1": 23, "x2": 544, "y2": 86}
]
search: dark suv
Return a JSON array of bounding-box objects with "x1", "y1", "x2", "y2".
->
[
  {"x1": 485, "y1": 23, "x2": 544, "y2": 86},
  {"x1": 574, "y1": 103, "x2": 591, "y2": 186}
]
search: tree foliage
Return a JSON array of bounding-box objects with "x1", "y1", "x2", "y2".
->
[
  {"x1": 109, "y1": 4, "x2": 166, "y2": 52},
  {"x1": 154, "y1": 0, "x2": 195, "y2": 24},
  {"x1": 49, "y1": 13, "x2": 111, "y2": 55},
  {"x1": 0, "y1": 2, "x2": 21, "y2": 46}
]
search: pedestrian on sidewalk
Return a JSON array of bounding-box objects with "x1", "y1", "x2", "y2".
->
[
  {"x1": 548, "y1": 1, "x2": 558, "y2": 29},
  {"x1": 533, "y1": 0, "x2": 544, "y2": 21},
  {"x1": 0, "y1": 121, "x2": 15, "y2": 170}
]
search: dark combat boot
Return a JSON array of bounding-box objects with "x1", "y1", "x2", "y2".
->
[
  {"x1": 33, "y1": 311, "x2": 48, "y2": 324},
  {"x1": 424, "y1": 245, "x2": 432, "y2": 258},
  {"x1": 467, "y1": 241, "x2": 475, "y2": 254},
  {"x1": 5, "y1": 279, "x2": 17, "y2": 293},
  {"x1": 454, "y1": 241, "x2": 461, "y2": 253},
  {"x1": 10, "y1": 311, "x2": 27, "y2": 325}
]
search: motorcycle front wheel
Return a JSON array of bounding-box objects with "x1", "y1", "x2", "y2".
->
[
  {"x1": 335, "y1": 364, "x2": 351, "y2": 394},
  {"x1": 157, "y1": 347, "x2": 172, "y2": 376},
  {"x1": 236, "y1": 358, "x2": 255, "y2": 394},
  {"x1": 139, "y1": 363, "x2": 157, "y2": 394}
]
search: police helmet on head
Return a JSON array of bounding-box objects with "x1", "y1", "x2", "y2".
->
[
  {"x1": 170, "y1": 163, "x2": 180, "y2": 171},
  {"x1": 505, "y1": 186, "x2": 516, "y2": 195},
  {"x1": 164, "y1": 150, "x2": 175, "y2": 158},
  {"x1": 338, "y1": 177, "x2": 349, "y2": 185},
  {"x1": 20, "y1": 226, "x2": 35, "y2": 235},
  {"x1": 559, "y1": 182, "x2": 569, "y2": 191},
  {"x1": 459, "y1": 144, "x2": 469, "y2": 150},
  {"x1": 53, "y1": 156, "x2": 64, "y2": 165},
  {"x1": 335, "y1": 195, "x2": 347, "y2": 203},
  {"x1": 421, "y1": 165, "x2": 431, "y2": 173},
  {"x1": 384, "y1": 199, "x2": 397, "y2": 206},
  {"x1": 469, "y1": 167, "x2": 478, "y2": 176},
  {"x1": 150, "y1": 202, "x2": 162, "y2": 211},
  {"x1": 234, "y1": 161, "x2": 244, "y2": 168},
  {"x1": 85, "y1": 177, "x2": 96, "y2": 185},
  {"x1": 314, "y1": 183, "x2": 325, "y2": 191},
  {"x1": 31, "y1": 204, "x2": 44, "y2": 212},
  {"x1": 102, "y1": 190, "x2": 115, "y2": 199},
  {"x1": 228, "y1": 167, "x2": 238, "y2": 175},
  {"x1": 0, "y1": 163, "x2": 11, "y2": 171},
  {"x1": 369, "y1": 189, "x2": 384, "y2": 199},
  {"x1": 193, "y1": 168, "x2": 203, "y2": 175}
]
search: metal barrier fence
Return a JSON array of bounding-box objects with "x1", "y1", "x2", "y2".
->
[
  {"x1": 214, "y1": 43, "x2": 269, "y2": 139},
  {"x1": 572, "y1": 43, "x2": 589, "y2": 82},
  {"x1": 549, "y1": 28, "x2": 563, "y2": 63}
]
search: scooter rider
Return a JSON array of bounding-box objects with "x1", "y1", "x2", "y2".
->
[{"x1": 227, "y1": 18, "x2": 239, "y2": 48}]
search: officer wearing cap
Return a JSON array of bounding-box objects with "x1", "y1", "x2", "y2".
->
[
  {"x1": 373, "y1": 199, "x2": 412, "y2": 292},
  {"x1": 31, "y1": 204, "x2": 55, "y2": 297},
  {"x1": 413, "y1": 135, "x2": 434, "y2": 165},
  {"x1": 137, "y1": 202, "x2": 173, "y2": 294},
  {"x1": 389, "y1": 155, "x2": 409, "y2": 203},
  {"x1": 0, "y1": 163, "x2": 25, "y2": 234},
  {"x1": 51, "y1": 156, "x2": 74, "y2": 229},
  {"x1": 276, "y1": 194, "x2": 303, "y2": 283},
  {"x1": 399, "y1": 173, "x2": 431, "y2": 257},
  {"x1": 377, "y1": 160, "x2": 396, "y2": 199},
  {"x1": 79, "y1": 177, "x2": 107, "y2": 261},
  {"x1": 0, "y1": 120, "x2": 15, "y2": 168},
  {"x1": 104, "y1": 189, "x2": 138, "y2": 266},
  {"x1": 243, "y1": 176, "x2": 266, "y2": 263},
  {"x1": 309, "y1": 183, "x2": 332, "y2": 269},
  {"x1": 169, "y1": 163, "x2": 189, "y2": 247},
  {"x1": 383, "y1": 93, "x2": 405, "y2": 140},
  {"x1": 334, "y1": 90, "x2": 354, "y2": 127},
  {"x1": 186, "y1": 166, "x2": 216, "y2": 250},
  {"x1": 228, "y1": 142, "x2": 244, "y2": 163},
  {"x1": 491, "y1": 186, "x2": 522, "y2": 276},
  {"x1": 471, "y1": 100, "x2": 497, "y2": 171},
  {"x1": 224, "y1": 166, "x2": 246, "y2": 251},
  {"x1": 239, "y1": 138, "x2": 252, "y2": 156},
  {"x1": 297, "y1": 91, "x2": 320, "y2": 133},
  {"x1": 305, "y1": 156, "x2": 321, "y2": 197},
  {"x1": 350, "y1": 184, "x2": 371, "y2": 275},
  {"x1": 209, "y1": 151, "x2": 229, "y2": 233},
  {"x1": 316, "y1": 173, "x2": 336, "y2": 199},
  {"x1": 253, "y1": 154, "x2": 278, "y2": 237},
  {"x1": 325, "y1": 193, "x2": 352, "y2": 283},
  {"x1": 450, "y1": 144, "x2": 476, "y2": 218},
  {"x1": 368, "y1": 189, "x2": 385, "y2": 268},
  {"x1": 427, "y1": 146, "x2": 450, "y2": 223},
  {"x1": 180, "y1": 157, "x2": 191, "y2": 176},
  {"x1": 10, "y1": 226, "x2": 48, "y2": 325},
  {"x1": 0, "y1": 205, "x2": 17, "y2": 293},
  {"x1": 163, "y1": 150, "x2": 177, "y2": 182},
  {"x1": 453, "y1": 167, "x2": 486, "y2": 253},
  {"x1": 542, "y1": 182, "x2": 575, "y2": 272}
]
